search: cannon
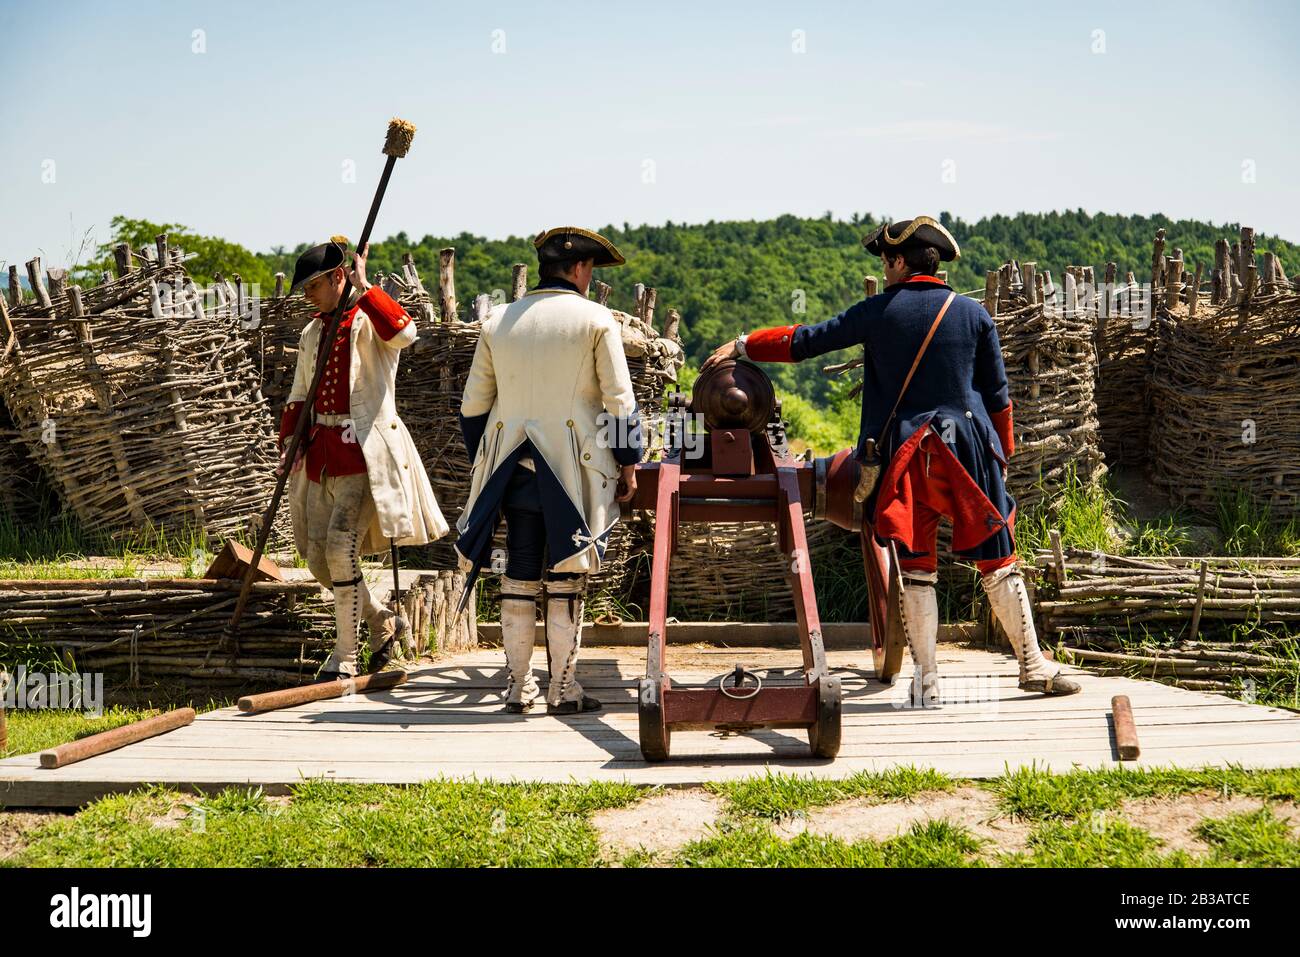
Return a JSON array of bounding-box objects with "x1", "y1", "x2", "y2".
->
[{"x1": 625, "y1": 359, "x2": 906, "y2": 761}]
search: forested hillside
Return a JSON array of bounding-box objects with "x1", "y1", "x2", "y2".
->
[{"x1": 80, "y1": 211, "x2": 1300, "y2": 451}]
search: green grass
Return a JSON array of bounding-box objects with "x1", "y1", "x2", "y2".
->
[
  {"x1": 1, "y1": 706, "x2": 161, "y2": 759},
  {"x1": 1016, "y1": 465, "x2": 1121, "y2": 559},
  {"x1": 6, "y1": 779, "x2": 640, "y2": 868},
  {"x1": 0, "y1": 512, "x2": 228, "y2": 572},
  {"x1": 1003, "y1": 816, "x2": 1193, "y2": 867},
  {"x1": 677, "y1": 765, "x2": 1300, "y2": 869},
  {"x1": 988, "y1": 765, "x2": 1300, "y2": 821},
  {"x1": 706, "y1": 767, "x2": 955, "y2": 820},
  {"x1": 674, "y1": 818, "x2": 986, "y2": 867},
  {"x1": 1215, "y1": 488, "x2": 1300, "y2": 558},
  {"x1": 0, "y1": 557, "x2": 144, "y2": 580},
  {"x1": 1195, "y1": 808, "x2": 1300, "y2": 867},
  {"x1": 2, "y1": 766, "x2": 1297, "y2": 867},
  {"x1": 1125, "y1": 515, "x2": 1195, "y2": 556}
]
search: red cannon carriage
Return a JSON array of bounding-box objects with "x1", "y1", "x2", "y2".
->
[{"x1": 625, "y1": 359, "x2": 906, "y2": 761}]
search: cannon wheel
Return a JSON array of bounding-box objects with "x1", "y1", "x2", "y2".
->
[
  {"x1": 807, "y1": 675, "x2": 842, "y2": 758},
  {"x1": 862, "y1": 529, "x2": 906, "y2": 683},
  {"x1": 638, "y1": 678, "x2": 671, "y2": 761}
]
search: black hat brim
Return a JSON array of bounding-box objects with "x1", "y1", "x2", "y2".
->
[
  {"x1": 534, "y1": 227, "x2": 626, "y2": 268},
  {"x1": 862, "y1": 217, "x2": 961, "y2": 262},
  {"x1": 290, "y1": 242, "x2": 347, "y2": 294}
]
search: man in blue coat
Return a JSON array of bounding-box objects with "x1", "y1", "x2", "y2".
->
[{"x1": 703, "y1": 216, "x2": 1079, "y2": 706}]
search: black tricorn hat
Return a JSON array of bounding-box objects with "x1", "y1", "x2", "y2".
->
[
  {"x1": 290, "y1": 236, "x2": 350, "y2": 294},
  {"x1": 533, "y1": 226, "x2": 625, "y2": 268},
  {"x1": 862, "y1": 216, "x2": 961, "y2": 262}
]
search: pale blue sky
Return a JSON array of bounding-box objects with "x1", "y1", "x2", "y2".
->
[{"x1": 2, "y1": 0, "x2": 1297, "y2": 270}]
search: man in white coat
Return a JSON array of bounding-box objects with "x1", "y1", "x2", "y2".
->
[
  {"x1": 279, "y1": 237, "x2": 448, "y2": 681},
  {"x1": 457, "y1": 227, "x2": 642, "y2": 715}
]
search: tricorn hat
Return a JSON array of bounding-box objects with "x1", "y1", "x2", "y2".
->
[
  {"x1": 290, "y1": 236, "x2": 350, "y2": 294},
  {"x1": 862, "y1": 216, "x2": 961, "y2": 262},
  {"x1": 533, "y1": 226, "x2": 625, "y2": 268}
]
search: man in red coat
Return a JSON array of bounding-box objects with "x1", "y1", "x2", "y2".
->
[
  {"x1": 278, "y1": 237, "x2": 447, "y2": 680},
  {"x1": 704, "y1": 217, "x2": 1079, "y2": 707}
]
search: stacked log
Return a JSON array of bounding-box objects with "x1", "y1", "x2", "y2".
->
[
  {"x1": 1147, "y1": 227, "x2": 1300, "y2": 516},
  {"x1": 0, "y1": 239, "x2": 282, "y2": 543},
  {"x1": 1032, "y1": 546, "x2": 1300, "y2": 694},
  {"x1": 0, "y1": 568, "x2": 476, "y2": 688},
  {"x1": 0, "y1": 578, "x2": 333, "y2": 686},
  {"x1": 1035, "y1": 547, "x2": 1300, "y2": 637}
]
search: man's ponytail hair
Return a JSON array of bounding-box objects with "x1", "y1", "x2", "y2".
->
[
  {"x1": 900, "y1": 245, "x2": 941, "y2": 276},
  {"x1": 539, "y1": 257, "x2": 583, "y2": 281}
]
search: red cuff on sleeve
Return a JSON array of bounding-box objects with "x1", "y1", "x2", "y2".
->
[
  {"x1": 359, "y1": 285, "x2": 411, "y2": 341},
  {"x1": 990, "y1": 402, "x2": 1014, "y2": 459},
  {"x1": 745, "y1": 325, "x2": 801, "y2": 362},
  {"x1": 279, "y1": 401, "x2": 303, "y2": 451}
]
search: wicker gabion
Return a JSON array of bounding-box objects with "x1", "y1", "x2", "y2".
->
[
  {"x1": 0, "y1": 240, "x2": 282, "y2": 543},
  {"x1": 1148, "y1": 290, "x2": 1300, "y2": 516},
  {"x1": 0, "y1": 404, "x2": 51, "y2": 525},
  {"x1": 1140, "y1": 227, "x2": 1300, "y2": 517},
  {"x1": 1094, "y1": 265, "x2": 1158, "y2": 468},
  {"x1": 664, "y1": 517, "x2": 854, "y2": 622},
  {"x1": 985, "y1": 262, "x2": 1106, "y2": 514}
]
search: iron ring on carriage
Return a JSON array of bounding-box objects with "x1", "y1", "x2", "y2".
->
[{"x1": 718, "y1": 664, "x2": 762, "y2": 700}]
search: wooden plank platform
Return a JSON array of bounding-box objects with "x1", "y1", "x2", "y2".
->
[{"x1": 2, "y1": 645, "x2": 1297, "y2": 806}]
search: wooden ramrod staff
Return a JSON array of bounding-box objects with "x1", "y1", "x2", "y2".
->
[{"x1": 223, "y1": 118, "x2": 417, "y2": 649}]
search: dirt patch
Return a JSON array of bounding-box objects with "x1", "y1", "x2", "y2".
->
[
  {"x1": 0, "y1": 809, "x2": 66, "y2": 860},
  {"x1": 592, "y1": 789, "x2": 723, "y2": 859},
  {"x1": 775, "y1": 787, "x2": 1033, "y2": 854},
  {"x1": 1117, "y1": 793, "x2": 1299, "y2": 853}
]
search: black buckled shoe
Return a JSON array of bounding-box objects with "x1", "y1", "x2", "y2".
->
[
  {"x1": 547, "y1": 696, "x2": 603, "y2": 715},
  {"x1": 505, "y1": 700, "x2": 536, "y2": 714},
  {"x1": 368, "y1": 617, "x2": 409, "y2": 673}
]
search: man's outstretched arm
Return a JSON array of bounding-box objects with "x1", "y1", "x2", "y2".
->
[{"x1": 702, "y1": 300, "x2": 869, "y2": 369}]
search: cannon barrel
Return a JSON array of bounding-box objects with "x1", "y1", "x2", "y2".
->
[{"x1": 689, "y1": 359, "x2": 775, "y2": 433}]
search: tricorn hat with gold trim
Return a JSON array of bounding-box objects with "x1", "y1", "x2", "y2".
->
[
  {"x1": 862, "y1": 216, "x2": 960, "y2": 262},
  {"x1": 533, "y1": 226, "x2": 625, "y2": 268},
  {"x1": 290, "y1": 235, "x2": 350, "y2": 294}
]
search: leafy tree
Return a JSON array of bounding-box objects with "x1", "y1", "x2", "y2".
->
[
  {"x1": 87, "y1": 210, "x2": 1300, "y2": 454},
  {"x1": 78, "y1": 216, "x2": 277, "y2": 291}
]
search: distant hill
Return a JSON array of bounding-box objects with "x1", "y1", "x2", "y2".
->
[
  {"x1": 283, "y1": 211, "x2": 1299, "y2": 409},
  {"x1": 74, "y1": 211, "x2": 1300, "y2": 427}
]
